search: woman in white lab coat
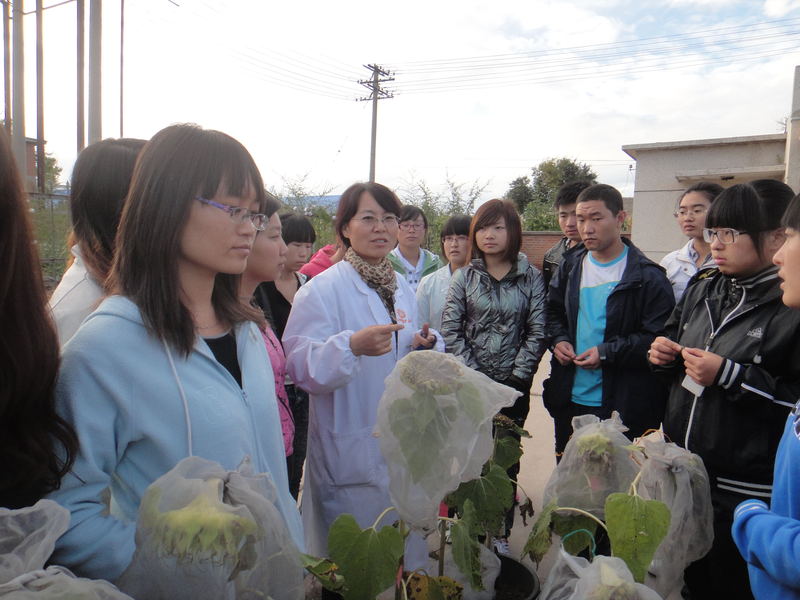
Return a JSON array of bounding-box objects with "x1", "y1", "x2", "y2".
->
[{"x1": 283, "y1": 182, "x2": 441, "y2": 568}]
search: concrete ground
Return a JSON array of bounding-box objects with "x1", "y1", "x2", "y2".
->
[{"x1": 508, "y1": 352, "x2": 560, "y2": 585}]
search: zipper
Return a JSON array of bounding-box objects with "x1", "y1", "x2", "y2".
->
[{"x1": 683, "y1": 287, "x2": 748, "y2": 451}]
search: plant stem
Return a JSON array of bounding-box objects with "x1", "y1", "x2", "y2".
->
[
  {"x1": 438, "y1": 520, "x2": 446, "y2": 578},
  {"x1": 554, "y1": 507, "x2": 609, "y2": 533},
  {"x1": 629, "y1": 471, "x2": 644, "y2": 497},
  {"x1": 371, "y1": 506, "x2": 396, "y2": 530}
]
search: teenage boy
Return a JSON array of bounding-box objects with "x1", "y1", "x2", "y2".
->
[
  {"x1": 542, "y1": 181, "x2": 592, "y2": 288},
  {"x1": 544, "y1": 183, "x2": 674, "y2": 454},
  {"x1": 388, "y1": 205, "x2": 442, "y2": 292}
]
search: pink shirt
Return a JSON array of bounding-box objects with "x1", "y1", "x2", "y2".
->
[{"x1": 261, "y1": 326, "x2": 294, "y2": 456}]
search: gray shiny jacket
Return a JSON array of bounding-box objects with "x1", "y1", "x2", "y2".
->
[{"x1": 441, "y1": 253, "x2": 547, "y2": 382}]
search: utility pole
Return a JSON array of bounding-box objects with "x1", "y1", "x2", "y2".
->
[
  {"x1": 3, "y1": 0, "x2": 10, "y2": 134},
  {"x1": 36, "y1": 0, "x2": 44, "y2": 193},
  {"x1": 119, "y1": 0, "x2": 124, "y2": 136},
  {"x1": 88, "y1": 0, "x2": 101, "y2": 143},
  {"x1": 76, "y1": 0, "x2": 84, "y2": 151},
  {"x1": 357, "y1": 64, "x2": 393, "y2": 183},
  {"x1": 11, "y1": 0, "x2": 25, "y2": 181}
]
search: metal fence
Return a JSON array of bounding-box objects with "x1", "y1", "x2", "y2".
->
[{"x1": 29, "y1": 192, "x2": 71, "y2": 289}]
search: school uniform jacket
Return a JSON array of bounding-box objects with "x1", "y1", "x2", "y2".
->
[{"x1": 657, "y1": 267, "x2": 800, "y2": 496}]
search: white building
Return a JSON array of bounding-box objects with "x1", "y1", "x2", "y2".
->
[{"x1": 623, "y1": 66, "x2": 800, "y2": 262}]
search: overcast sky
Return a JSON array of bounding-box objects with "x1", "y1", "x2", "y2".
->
[{"x1": 14, "y1": 0, "x2": 800, "y2": 202}]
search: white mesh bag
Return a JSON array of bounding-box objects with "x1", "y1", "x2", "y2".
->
[
  {"x1": 0, "y1": 500, "x2": 133, "y2": 599},
  {"x1": 375, "y1": 350, "x2": 520, "y2": 532},
  {"x1": 540, "y1": 549, "x2": 662, "y2": 600},
  {"x1": 117, "y1": 456, "x2": 303, "y2": 600},
  {"x1": 636, "y1": 433, "x2": 714, "y2": 598},
  {"x1": 543, "y1": 412, "x2": 640, "y2": 518}
]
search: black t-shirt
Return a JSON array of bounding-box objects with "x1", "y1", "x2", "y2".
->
[
  {"x1": 203, "y1": 332, "x2": 242, "y2": 387},
  {"x1": 254, "y1": 276, "x2": 301, "y2": 340}
]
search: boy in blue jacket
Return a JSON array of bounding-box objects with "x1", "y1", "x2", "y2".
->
[{"x1": 732, "y1": 194, "x2": 800, "y2": 599}]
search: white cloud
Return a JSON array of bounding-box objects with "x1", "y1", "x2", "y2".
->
[{"x1": 763, "y1": 0, "x2": 800, "y2": 16}]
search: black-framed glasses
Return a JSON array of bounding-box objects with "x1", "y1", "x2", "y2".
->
[
  {"x1": 703, "y1": 228, "x2": 749, "y2": 244},
  {"x1": 399, "y1": 222, "x2": 425, "y2": 231},
  {"x1": 195, "y1": 196, "x2": 267, "y2": 231},
  {"x1": 674, "y1": 207, "x2": 708, "y2": 219}
]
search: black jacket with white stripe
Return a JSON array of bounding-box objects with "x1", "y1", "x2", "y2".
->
[{"x1": 656, "y1": 266, "x2": 800, "y2": 496}]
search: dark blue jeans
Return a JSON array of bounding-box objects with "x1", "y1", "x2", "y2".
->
[{"x1": 285, "y1": 384, "x2": 309, "y2": 500}]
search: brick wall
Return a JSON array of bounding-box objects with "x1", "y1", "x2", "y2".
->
[
  {"x1": 521, "y1": 232, "x2": 563, "y2": 270},
  {"x1": 521, "y1": 231, "x2": 631, "y2": 271}
]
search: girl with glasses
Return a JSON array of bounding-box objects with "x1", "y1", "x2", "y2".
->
[
  {"x1": 388, "y1": 205, "x2": 442, "y2": 292},
  {"x1": 659, "y1": 181, "x2": 723, "y2": 302},
  {"x1": 648, "y1": 179, "x2": 800, "y2": 599},
  {"x1": 46, "y1": 124, "x2": 303, "y2": 583},
  {"x1": 416, "y1": 214, "x2": 471, "y2": 332},
  {"x1": 283, "y1": 182, "x2": 440, "y2": 580}
]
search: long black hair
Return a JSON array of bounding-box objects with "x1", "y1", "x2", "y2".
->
[{"x1": 0, "y1": 131, "x2": 78, "y2": 508}]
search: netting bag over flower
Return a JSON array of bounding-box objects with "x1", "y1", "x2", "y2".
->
[
  {"x1": 0, "y1": 500, "x2": 133, "y2": 599},
  {"x1": 117, "y1": 456, "x2": 303, "y2": 600},
  {"x1": 543, "y1": 412, "x2": 639, "y2": 518},
  {"x1": 375, "y1": 350, "x2": 520, "y2": 532},
  {"x1": 635, "y1": 433, "x2": 713, "y2": 598},
  {"x1": 540, "y1": 549, "x2": 662, "y2": 600}
]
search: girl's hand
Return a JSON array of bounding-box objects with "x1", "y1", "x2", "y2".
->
[
  {"x1": 681, "y1": 347, "x2": 724, "y2": 386},
  {"x1": 412, "y1": 323, "x2": 436, "y2": 350},
  {"x1": 648, "y1": 336, "x2": 683, "y2": 365}
]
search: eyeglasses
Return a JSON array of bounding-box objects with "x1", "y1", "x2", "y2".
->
[
  {"x1": 444, "y1": 235, "x2": 468, "y2": 244},
  {"x1": 674, "y1": 207, "x2": 708, "y2": 219},
  {"x1": 352, "y1": 214, "x2": 399, "y2": 228},
  {"x1": 195, "y1": 196, "x2": 267, "y2": 231},
  {"x1": 703, "y1": 228, "x2": 749, "y2": 244},
  {"x1": 399, "y1": 222, "x2": 425, "y2": 231}
]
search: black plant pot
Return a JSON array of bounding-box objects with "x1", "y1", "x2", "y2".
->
[{"x1": 494, "y1": 555, "x2": 540, "y2": 600}]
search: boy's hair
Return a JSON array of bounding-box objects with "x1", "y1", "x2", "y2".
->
[
  {"x1": 576, "y1": 183, "x2": 623, "y2": 215},
  {"x1": 555, "y1": 180, "x2": 593, "y2": 209}
]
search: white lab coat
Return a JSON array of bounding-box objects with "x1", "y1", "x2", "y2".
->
[{"x1": 283, "y1": 260, "x2": 443, "y2": 567}]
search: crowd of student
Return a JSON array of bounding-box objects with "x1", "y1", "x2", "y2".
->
[{"x1": 2, "y1": 122, "x2": 800, "y2": 599}]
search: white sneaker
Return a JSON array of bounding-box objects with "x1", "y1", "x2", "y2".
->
[{"x1": 491, "y1": 536, "x2": 511, "y2": 556}]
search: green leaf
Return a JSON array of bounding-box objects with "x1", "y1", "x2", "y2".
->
[
  {"x1": 449, "y1": 500, "x2": 483, "y2": 591},
  {"x1": 388, "y1": 392, "x2": 454, "y2": 486},
  {"x1": 551, "y1": 512, "x2": 597, "y2": 557},
  {"x1": 457, "y1": 383, "x2": 485, "y2": 425},
  {"x1": 605, "y1": 493, "x2": 671, "y2": 583},
  {"x1": 523, "y1": 501, "x2": 556, "y2": 564},
  {"x1": 299, "y1": 553, "x2": 346, "y2": 592},
  {"x1": 448, "y1": 463, "x2": 513, "y2": 535},
  {"x1": 493, "y1": 435, "x2": 523, "y2": 471},
  {"x1": 327, "y1": 514, "x2": 404, "y2": 600}
]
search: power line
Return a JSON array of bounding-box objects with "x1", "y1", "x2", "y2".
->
[{"x1": 388, "y1": 16, "x2": 800, "y2": 68}]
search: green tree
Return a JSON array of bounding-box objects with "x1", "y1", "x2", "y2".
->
[
  {"x1": 505, "y1": 176, "x2": 535, "y2": 213},
  {"x1": 530, "y1": 157, "x2": 596, "y2": 207},
  {"x1": 522, "y1": 201, "x2": 559, "y2": 231},
  {"x1": 398, "y1": 175, "x2": 486, "y2": 251}
]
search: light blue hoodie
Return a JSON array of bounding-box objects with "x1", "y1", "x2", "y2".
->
[{"x1": 47, "y1": 296, "x2": 303, "y2": 581}]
